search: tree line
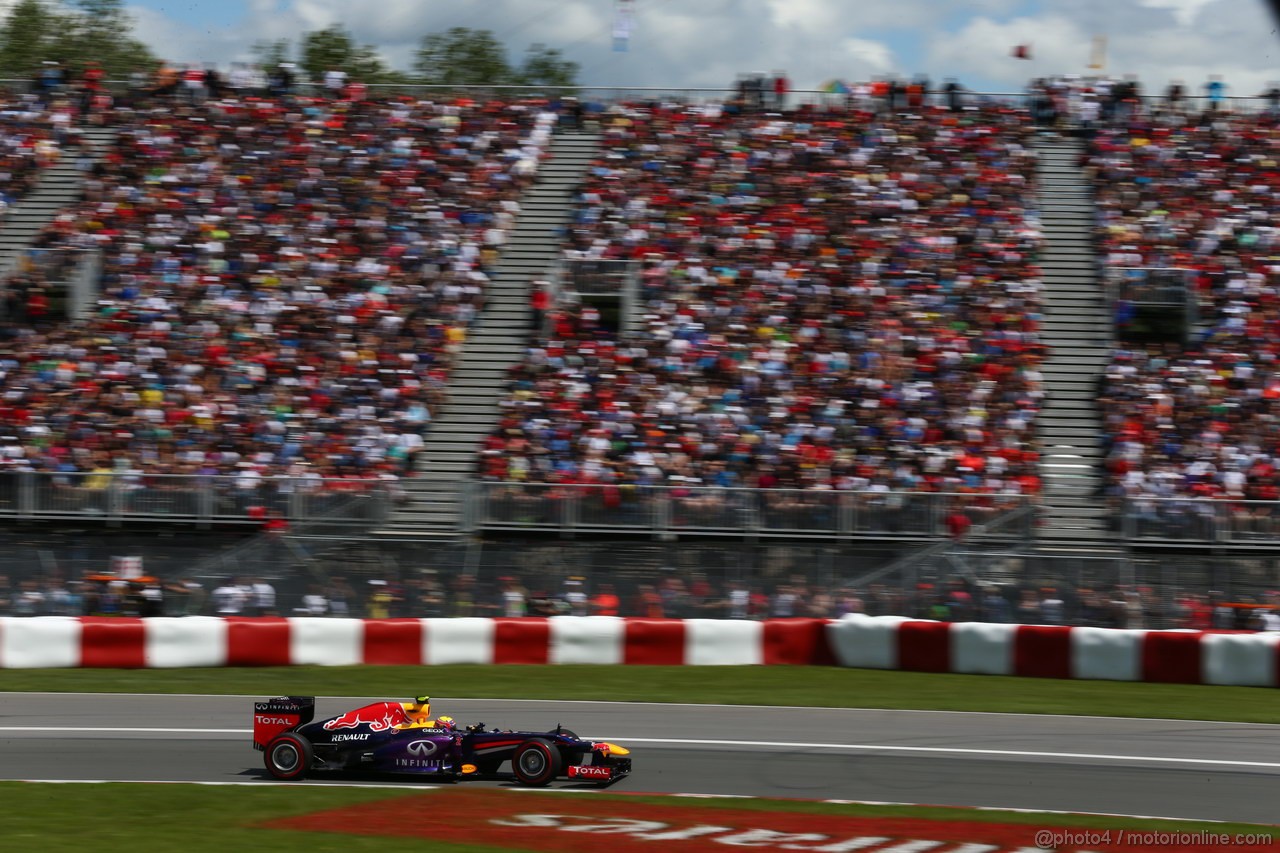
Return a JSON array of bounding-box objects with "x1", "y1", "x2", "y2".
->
[{"x1": 0, "y1": 0, "x2": 579, "y2": 87}]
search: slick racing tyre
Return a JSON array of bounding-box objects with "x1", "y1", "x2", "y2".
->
[
  {"x1": 265, "y1": 732, "x2": 313, "y2": 781},
  {"x1": 512, "y1": 738, "x2": 563, "y2": 787}
]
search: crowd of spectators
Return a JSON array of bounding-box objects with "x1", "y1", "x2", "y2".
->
[
  {"x1": 0, "y1": 91, "x2": 557, "y2": 487},
  {"x1": 0, "y1": 93, "x2": 66, "y2": 215},
  {"x1": 482, "y1": 100, "x2": 1046, "y2": 505},
  {"x1": 1087, "y1": 106, "x2": 1280, "y2": 515}
]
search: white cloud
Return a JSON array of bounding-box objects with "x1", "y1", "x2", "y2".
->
[
  {"x1": 111, "y1": 0, "x2": 1279, "y2": 98},
  {"x1": 1138, "y1": 0, "x2": 1214, "y2": 27},
  {"x1": 923, "y1": 0, "x2": 1278, "y2": 96}
]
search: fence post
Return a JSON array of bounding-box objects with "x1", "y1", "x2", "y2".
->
[
  {"x1": 655, "y1": 489, "x2": 672, "y2": 541},
  {"x1": 460, "y1": 481, "x2": 477, "y2": 534},
  {"x1": 18, "y1": 471, "x2": 34, "y2": 519},
  {"x1": 196, "y1": 478, "x2": 213, "y2": 529},
  {"x1": 564, "y1": 487, "x2": 578, "y2": 537},
  {"x1": 373, "y1": 486, "x2": 391, "y2": 526},
  {"x1": 288, "y1": 486, "x2": 303, "y2": 522},
  {"x1": 106, "y1": 475, "x2": 123, "y2": 527}
]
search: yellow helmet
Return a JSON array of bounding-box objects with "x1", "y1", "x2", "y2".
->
[{"x1": 437, "y1": 715, "x2": 455, "y2": 730}]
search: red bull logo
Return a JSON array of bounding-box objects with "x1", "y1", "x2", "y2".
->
[{"x1": 322, "y1": 702, "x2": 408, "y2": 733}]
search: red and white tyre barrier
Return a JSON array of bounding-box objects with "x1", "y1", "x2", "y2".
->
[
  {"x1": 2, "y1": 615, "x2": 1276, "y2": 687},
  {"x1": 0, "y1": 616, "x2": 832, "y2": 669},
  {"x1": 826, "y1": 615, "x2": 1280, "y2": 687}
]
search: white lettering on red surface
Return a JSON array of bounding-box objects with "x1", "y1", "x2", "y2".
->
[
  {"x1": 255, "y1": 716, "x2": 293, "y2": 726},
  {"x1": 717, "y1": 830, "x2": 831, "y2": 848},
  {"x1": 559, "y1": 818, "x2": 669, "y2": 834},
  {"x1": 635, "y1": 825, "x2": 735, "y2": 841},
  {"x1": 485, "y1": 815, "x2": 1018, "y2": 852},
  {"x1": 491, "y1": 815, "x2": 567, "y2": 828}
]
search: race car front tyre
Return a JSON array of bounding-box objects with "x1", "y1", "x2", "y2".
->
[
  {"x1": 265, "y1": 732, "x2": 313, "y2": 781},
  {"x1": 512, "y1": 738, "x2": 563, "y2": 787}
]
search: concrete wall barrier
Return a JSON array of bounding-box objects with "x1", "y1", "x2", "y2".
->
[
  {"x1": 2, "y1": 615, "x2": 1277, "y2": 687},
  {"x1": 826, "y1": 616, "x2": 1280, "y2": 687},
  {"x1": 0, "y1": 617, "x2": 830, "y2": 669},
  {"x1": 1070, "y1": 627, "x2": 1142, "y2": 682},
  {"x1": 0, "y1": 616, "x2": 81, "y2": 668},
  {"x1": 951, "y1": 622, "x2": 1016, "y2": 675}
]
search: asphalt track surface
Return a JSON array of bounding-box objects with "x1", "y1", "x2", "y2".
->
[{"x1": 2, "y1": 693, "x2": 1279, "y2": 824}]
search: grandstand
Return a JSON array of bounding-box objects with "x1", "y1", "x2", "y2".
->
[{"x1": 0, "y1": 75, "x2": 1277, "y2": 627}]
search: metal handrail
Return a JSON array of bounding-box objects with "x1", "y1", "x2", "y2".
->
[
  {"x1": 1120, "y1": 496, "x2": 1280, "y2": 545},
  {"x1": 0, "y1": 471, "x2": 391, "y2": 528},
  {"x1": 471, "y1": 482, "x2": 1032, "y2": 539},
  {"x1": 842, "y1": 503, "x2": 1038, "y2": 588}
]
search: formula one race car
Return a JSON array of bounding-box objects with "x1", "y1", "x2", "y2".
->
[{"x1": 252, "y1": 695, "x2": 632, "y2": 787}]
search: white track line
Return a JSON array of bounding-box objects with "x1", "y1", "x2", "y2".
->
[
  {"x1": 2, "y1": 727, "x2": 1276, "y2": 770},
  {"x1": 597, "y1": 738, "x2": 1280, "y2": 769}
]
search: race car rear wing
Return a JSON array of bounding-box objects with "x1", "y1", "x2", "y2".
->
[{"x1": 253, "y1": 696, "x2": 316, "y2": 751}]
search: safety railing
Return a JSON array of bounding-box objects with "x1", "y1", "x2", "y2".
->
[
  {"x1": 467, "y1": 482, "x2": 1034, "y2": 541},
  {"x1": 1121, "y1": 497, "x2": 1280, "y2": 546},
  {"x1": 0, "y1": 247, "x2": 100, "y2": 322},
  {"x1": 1105, "y1": 267, "x2": 1194, "y2": 307},
  {"x1": 555, "y1": 257, "x2": 637, "y2": 295},
  {"x1": 0, "y1": 471, "x2": 391, "y2": 528}
]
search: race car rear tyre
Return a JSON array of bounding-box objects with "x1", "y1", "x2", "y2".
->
[
  {"x1": 512, "y1": 738, "x2": 563, "y2": 787},
  {"x1": 265, "y1": 732, "x2": 313, "y2": 781}
]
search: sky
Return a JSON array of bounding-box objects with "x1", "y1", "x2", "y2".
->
[{"x1": 52, "y1": 0, "x2": 1280, "y2": 96}]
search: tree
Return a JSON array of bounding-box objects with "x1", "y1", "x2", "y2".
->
[
  {"x1": 250, "y1": 38, "x2": 292, "y2": 71},
  {"x1": 47, "y1": 0, "x2": 156, "y2": 76},
  {"x1": 514, "y1": 43, "x2": 578, "y2": 89},
  {"x1": 0, "y1": 0, "x2": 59, "y2": 78},
  {"x1": 299, "y1": 24, "x2": 391, "y2": 83},
  {"x1": 413, "y1": 27, "x2": 511, "y2": 87}
]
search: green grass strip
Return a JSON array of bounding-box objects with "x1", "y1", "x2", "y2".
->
[{"x1": 2, "y1": 665, "x2": 1277, "y2": 723}]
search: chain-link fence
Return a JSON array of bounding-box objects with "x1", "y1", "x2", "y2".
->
[{"x1": 1, "y1": 526, "x2": 1277, "y2": 628}]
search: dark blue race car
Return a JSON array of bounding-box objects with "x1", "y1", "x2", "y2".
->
[{"x1": 252, "y1": 695, "x2": 632, "y2": 787}]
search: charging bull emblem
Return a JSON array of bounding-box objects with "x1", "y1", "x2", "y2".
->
[{"x1": 322, "y1": 702, "x2": 408, "y2": 733}]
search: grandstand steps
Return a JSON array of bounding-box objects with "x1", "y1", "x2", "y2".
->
[
  {"x1": 1043, "y1": 297, "x2": 1105, "y2": 307},
  {"x1": 1033, "y1": 136, "x2": 1120, "y2": 553},
  {"x1": 375, "y1": 129, "x2": 602, "y2": 541},
  {"x1": 0, "y1": 126, "x2": 115, "y2": 277}
]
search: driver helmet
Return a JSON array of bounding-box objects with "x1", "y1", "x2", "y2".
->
[{"x1": 437, "y1": 715, "x2": 456, "y2": 731}]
